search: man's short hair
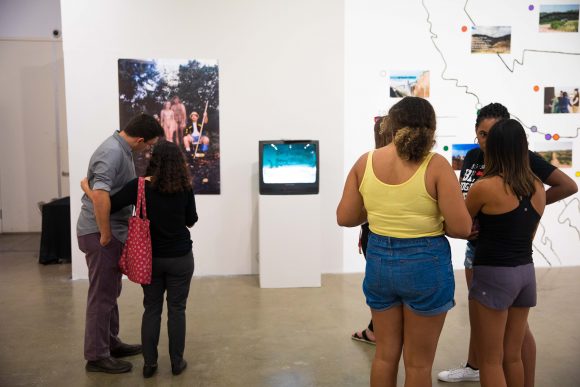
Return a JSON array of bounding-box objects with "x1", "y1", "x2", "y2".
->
[{"x1": 123, "y1": 114, "x2": 164, "y2": 141}]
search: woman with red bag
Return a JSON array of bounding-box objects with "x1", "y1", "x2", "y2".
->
[{"x1": 82, "y1": 140, "x2": 197, "y2": 378}]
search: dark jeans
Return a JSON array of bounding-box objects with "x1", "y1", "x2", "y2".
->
[
  {"x1": 78, "y1": 233, "x2": 123, "y2": 361},
  {"x1": 141, "y1": 251, "x2": 194, "y2": 365}
]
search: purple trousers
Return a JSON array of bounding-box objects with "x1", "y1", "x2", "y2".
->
[{"x1": 78, "y1": 233, "x2": 124, "y2": 361}]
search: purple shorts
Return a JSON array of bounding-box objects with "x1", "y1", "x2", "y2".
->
[{"x1": 469, "y1": 263, "x2": 536, "y2": 310}]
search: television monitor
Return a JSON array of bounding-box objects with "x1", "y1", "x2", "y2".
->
[{"x1": 259, "y1": 140, "x2": 319, "y2": 195}]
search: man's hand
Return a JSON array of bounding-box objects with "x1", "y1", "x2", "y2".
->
[
  {"x1": 92, "y1": 190, "x2": 112, "y2": 247},
  {"x1": 100, "y1": 232, "x2": 112, "y2": 247}
]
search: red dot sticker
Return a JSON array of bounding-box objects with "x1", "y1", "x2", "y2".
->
[
  {"x1": 553, "y1": 134, "x2": 560, "y2": 141},
  {"x1": 461, "y1": 26, "x2": 468, "y2": 32},
  {"x1": 533, "y1": 85, "x2": 539, "y2": 92}
]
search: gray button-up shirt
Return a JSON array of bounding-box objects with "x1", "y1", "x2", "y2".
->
[{"x1": 76, "y1": 131, "x2": 137, "y2": 242}]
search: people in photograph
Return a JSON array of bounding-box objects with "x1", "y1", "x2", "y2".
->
[
  {"x1": 171, "y1": 96, "x2": 187, "y2": 146},
  {"x1": 351, "y1": 115, "x2": 392, "y2": 346},
  {"x1": 337, "y1": 97, "x2": 472, "y2": 387},
  {"x1": 550, "y1": 95, "x2": 560, "y2": 113},
  {"x1": 464, "y1": 119, "x2": 546, "y2": 387},
  {"x1": 82, "y1": 140, "x2": 198, "y2": 378},
  {"x1": 160, "y1": 101, "x2": 177, "y2": 142},
  {"x1": 558, "y1": 91, "x2": 571, "y2": 113},
  {"x1": 183, "y1": 111, "x2": 210, "y2": 156},
  {"x1": 571, "y1": 89, "x2": 579, "y2": 113},
  {"x1": 438, "y1": 102, "x2": 577, "y2": 386},
  {"x1": 77, "y1": 114, "x2": 163, "y2": 374}
]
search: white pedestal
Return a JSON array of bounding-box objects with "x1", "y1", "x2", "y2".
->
[{"x1": 258, "y1": 194, "x2": 321, "y2": 288}]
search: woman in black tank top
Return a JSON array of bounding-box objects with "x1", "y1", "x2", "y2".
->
[{"x1": 464, "y1": 119, "x2": 546, "y2": 387}]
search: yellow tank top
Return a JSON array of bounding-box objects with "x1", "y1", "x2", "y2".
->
[{"x1": 359, "y1": 150, "x2": 444, "y2": 238}]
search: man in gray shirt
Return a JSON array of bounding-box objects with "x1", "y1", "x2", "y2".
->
[{"x1": 77, "y1": 114, "x2": 164, "y2": 374}]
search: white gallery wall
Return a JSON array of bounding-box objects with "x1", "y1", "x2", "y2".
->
[
  {"x1": 344, "y1": 0, "x2": 580, "y2": 270},
  {"x1": 61, "y1": 0, "x2": 345, "y2": 279},
  {"x1": 0, "y1": 0, "x2": 69, "y2": 233}
]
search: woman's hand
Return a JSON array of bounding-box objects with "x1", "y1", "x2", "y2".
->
[{"x1": 80, "y1": 178, "x2": 93, "y2": 200}]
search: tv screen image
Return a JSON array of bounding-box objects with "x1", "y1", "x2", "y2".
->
[{"x1": 259, "y1": 140, "x2": 319, "y2": 195}]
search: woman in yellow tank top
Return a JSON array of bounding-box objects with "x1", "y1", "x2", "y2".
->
[{"x1": 337, "y1": 97, "x2": 471, "y2": 387}]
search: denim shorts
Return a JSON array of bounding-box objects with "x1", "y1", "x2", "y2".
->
[
  {"x1": 363, "y1": 232, "x2": 455, "y2": 316},
  {"x1": 464, "y1": 241, "x2": 475, "y2": 269},
  {"x1": 469, "y1": 263, "x2": 536, "y2": 310}
]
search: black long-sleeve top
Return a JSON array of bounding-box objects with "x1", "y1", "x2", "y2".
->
[{"x1": 110, "y1": 178, "x2": 198, "y2": 258}]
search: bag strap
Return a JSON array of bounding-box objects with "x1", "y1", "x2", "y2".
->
[{"x1": 135, "y1": 177, "x2": 148, "y2": 219}]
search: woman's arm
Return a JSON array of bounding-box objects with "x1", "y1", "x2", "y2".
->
[
  {"x1": 432, "y1": 155, "x2": 472, "y2": 238},
  {"x1": 337, "y1": 155, "x2": 367, "y2": 227},
  {"x1": 80, "y1": 177, "x2": 138, "y2": 213},
  {"x1": 185, "y1": 190, "x2": 198, "y2": 228},
  {"x1": 464, "y1": 181, "x2": 485, "y2": 218}
]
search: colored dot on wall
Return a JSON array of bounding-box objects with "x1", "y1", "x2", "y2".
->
[
  {"x1": 530, "y1": 126, "x2": 538, "y2": 132},
  {"x1": 529, "y1": 5, "x2": 535, "y2": 11},
  {"x1": 553, "y1": 134, "x2": 560, "y2": 141},
  {"x1": 379, "y1": 70, "x2": 387, "y2": 77},
  {"x1": 545, "y1": 134, "x2": 552, "y2": 140},
  {"x1": 576, "y1": 171, "x2": 580, "y2": 177},
  {"x1": 443, "y1": 145, "x2": 449, "y2": 151},
  {"x1": 461, "y1": 26, "x2": 468, "y2": 32},
  {"x1": 533, "y1": 85, "x2": 540, "y2": 92}
]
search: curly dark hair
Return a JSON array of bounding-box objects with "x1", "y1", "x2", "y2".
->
[
  {"x1": 145, "y1": 140, "x2": 192, "y2": 194},
  {"x1": 476, "y1": 103, "x2": 510, "y2": 128},
  {"x1": 374, "y1": 116, "x2": 392, "y2": 148},
  {"x1": 386, "y1": 97, "x2": 436, "y2": 161}
]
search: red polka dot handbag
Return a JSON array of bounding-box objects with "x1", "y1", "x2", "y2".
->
[{"x1": 119, "y1": 177, "x2": 152, "y2": 284}]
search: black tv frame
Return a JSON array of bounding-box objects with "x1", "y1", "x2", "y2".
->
[{"x1": 259, "y1": 140, "x2": 320, "y2": 195}]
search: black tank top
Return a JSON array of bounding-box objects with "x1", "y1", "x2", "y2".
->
[{"x1": 474, "y1": 196, "x2": 541, "y2": 267}]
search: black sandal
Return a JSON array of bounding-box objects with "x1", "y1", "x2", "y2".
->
[{"x1": 351, "y1": 329, "x2": 376, "y2": 345}]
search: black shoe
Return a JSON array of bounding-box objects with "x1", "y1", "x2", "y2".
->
[
  {"x1": 172, "y1": 359, "x2": 187, "y2": 376},
  {"x1": 143, "y1": 364, "x2": 158, "y2": 378},
  {"x1": 111, "y1": 342, "x2": 142, "y2": 358},
  {"x1": 86, "y1": 357, "x2": 132, "y2": 374}
]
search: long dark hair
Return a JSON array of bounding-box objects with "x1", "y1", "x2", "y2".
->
[
  {"x1": 483, "y1": 119, "x2": 537, "y2": 197},
  {"x1": 386, "y1": 97, "x2": 436, "y2": 161},
  {"x1": 145, "y1": 140, "x2": 192, "y2": 193}
]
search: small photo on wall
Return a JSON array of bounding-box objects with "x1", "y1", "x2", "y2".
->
[
  {"x1": 534, "y1": 142, "x2": 573, "y2": 168},
  {"x1": 389, "y1": 70, "x2": 430, "y2": 98},
  {"x1": 118, "y1": 58, "x2": 220, "y2": 194},
  {"x1": 471, "y1": 26, "x2": 511, "y2": 54},
  {"x1": 539, "y1": 4, "x2": 579, "y2": 32},
  {"x1": 543, "y1": 86, "x2": 580, "y2": 114},
  {"x1": 452, "y1": 144, "x2": 480, "y2": 170}
]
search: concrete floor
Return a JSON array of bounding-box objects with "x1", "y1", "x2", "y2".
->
[{"x1": 0, "y1": 233, "x2": 579, "y2": 387}]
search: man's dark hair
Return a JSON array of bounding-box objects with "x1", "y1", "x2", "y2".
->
[
  {"x1": 476, "y1": 103, "x2": 510, "y2": 128},
  {"x1": 123, "y1": 114, "x2": 164, "y2": 141}
]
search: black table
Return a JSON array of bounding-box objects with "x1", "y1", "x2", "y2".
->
[{"x1": 39, "y1": 197, "x2": 71, "y2": 264}]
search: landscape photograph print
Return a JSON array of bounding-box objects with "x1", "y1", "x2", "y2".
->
[
  {"x1": 471, "y1": 26, "x2": 511, "y2": 54},
  {"x1": 389, "y1": 70, "x2": 430, "y2": 98},
  {"x1": 539, "y1": 4, "x2": 579, "y2": 32}
]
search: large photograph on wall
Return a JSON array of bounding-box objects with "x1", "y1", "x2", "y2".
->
[{"x1": 118, "y1": 58, "x2": 220, "y2": 194}]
